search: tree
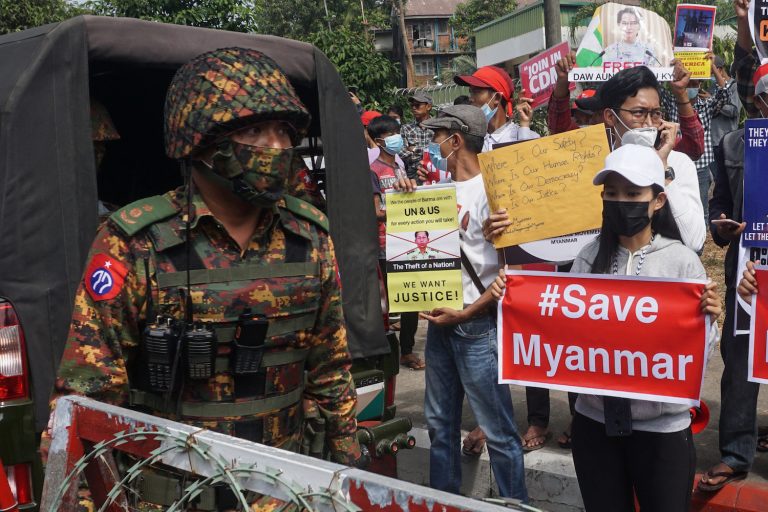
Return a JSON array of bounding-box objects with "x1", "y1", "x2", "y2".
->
[
  {"x1": 310, "y1": 26, "x2": 400, "y2": 110},
  {"x1": 452, "y1": 0, "x2": 516, "y2": 50},
  {"x1": 0, "y1": 0, "x2": 86, "y2": 34}
]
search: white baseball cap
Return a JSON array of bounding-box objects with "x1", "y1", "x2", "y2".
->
[{"x1": 592, "y1": 144, "x2": 665, "y2": 188}]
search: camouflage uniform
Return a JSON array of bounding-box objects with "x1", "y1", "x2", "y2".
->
[{"x1": 52, "y1": 48, "x2": 360, "y2": 510}]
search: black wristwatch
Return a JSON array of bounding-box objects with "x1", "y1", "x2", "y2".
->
[{"x1": 665, "y1": 166, "x2": 675, "y2": 182}]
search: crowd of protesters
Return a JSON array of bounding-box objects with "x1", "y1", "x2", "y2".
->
[{"x1": 357, "y1": 0, "x2": 768, "y2": 509}]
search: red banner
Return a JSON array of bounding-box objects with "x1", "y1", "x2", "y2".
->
[
  {"x1": 749, "y1": 267, "x2": 768, "y2": 383},
  {"x1": 499, "y1": 271, "x2": 709, "y2": 405},
  {"x1": 519, "y1": 42, "x2": 575, "y2": 109}
]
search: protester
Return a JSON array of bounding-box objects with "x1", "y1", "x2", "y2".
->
[
  {"x1": 387, "y1": 105, "x2": 404, "y2": 125},
  {"x1": 368, "y1": 115, "x2": 425, "y2": 371},
  {"x1": 361, "y1": 110, "x2": 382, "y2": 149},
  {"x1": 709, "y1": 55, "x2": 742, "y2": 147},
  {"x1": 453, "y1": 95, "x2": 471, "y2": 105},
  {"x1": 395, "y1": 105, "x2": 527, "y2": 500},
  {"x1": 400, "y1": 92, "x2": 434, "y2": 179},
  {"x1": 699, "y1": 0, "x2": 765, "y2": 490},
  {"x1": 547, "y1": 51, "x2": 705, "y2": 162},
  {"x1": 492, "y1": 144, "x2": 720, "y2": 511},
  {"x1": 454, "y1": 66, "x2": 540, "y2": 151},
  {"x1": 660, "y1": 52, "x2": 731, "y2": 224}
]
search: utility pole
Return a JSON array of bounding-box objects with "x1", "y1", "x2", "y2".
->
[
  {"x1": 543, "y1": 0, "x2": 562, "y2": 48},
  {"x1": 396, "y1": 0, "x2": 415, "y2": 87}
]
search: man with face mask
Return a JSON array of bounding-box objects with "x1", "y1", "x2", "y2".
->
[
  {"x1": 598, "y1": 66, "x2": 705, "y2": 253},
  {"x1": 454, "y1": 66, "x2": 540, "y2": 152},
  {"x1": 699, "y1": 0, "x2": 766, "y2": 491},
  {"x1": 50, "y1": 47, "x2": 362, "y2": 508}
]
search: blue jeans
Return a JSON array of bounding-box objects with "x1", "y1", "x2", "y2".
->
[
  {"x1": 719, "y1": 287, "x2": 761, "y2": 471},
  {"x1": 424, "y1": 315, "x2": 527, "y2": 500}
]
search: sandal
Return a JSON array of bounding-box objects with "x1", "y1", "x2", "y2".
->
[
  {"x1": 697, "y1": 467, "x2": 748, "y2": 492},
  {"x1": 400, "y1": 353, "x2": 425, "y2": 370},
  {"x1": 462, "y1": 426, "x2": 486, "y2": 457},
  {"x1": 522, "y1": 428, "x2": 551, "y2": 452},
  {"x1": 758, "y1": 435, "x2": 768, "y2": 452},
  {"x1": 557, "y1": 431, "x2": 572, "y2": 449}
]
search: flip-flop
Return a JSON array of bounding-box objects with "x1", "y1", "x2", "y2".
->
[
  {"x1": 758, "y1": 435, "x2": 768, "y2": 453},
  {"x1": 400, "y1": 354, "x2": 426, "y2": 370},
  {"x1": 697, "y1": 469, "x2": 748, "y2": 492},
  {"x1": 557, "y1": 431, "x2": 572, "y2": 449},
  {"x1": 522, "y1": 431, "x2": 551, "y2": 452}
]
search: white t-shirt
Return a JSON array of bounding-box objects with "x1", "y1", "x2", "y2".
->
[
  {"x1": 455, "y1": 174, "x2": 498, "y2": 305},
  {"x1": 482, "y1": 120, "x2": 540, "y2": 152},
  {"x1": 666, "y1": 150, "x2": 705, "y2": 253}
]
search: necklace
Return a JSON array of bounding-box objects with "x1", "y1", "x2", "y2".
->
[{"x1": 612, "y1": 234, "x2": 655, "y2": 276}]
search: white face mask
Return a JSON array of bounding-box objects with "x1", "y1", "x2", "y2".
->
[{"x1": 611, "y1": 109, "x2": 658, "y2": 149}]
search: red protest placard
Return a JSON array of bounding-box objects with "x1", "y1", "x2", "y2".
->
[
  {"x1": 519, "y1": 42, "x2": 575, "y2": 109},
  {"x1": 749, "y1": 267, "x2": 768, "y2": 383},
  {"x1": 498, "y1": 270, "x2": 709, "y2": 405}
]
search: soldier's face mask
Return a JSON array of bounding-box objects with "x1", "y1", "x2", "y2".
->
[{"x1": 203, "y1": 139, "x2": 294, "y2": 208}]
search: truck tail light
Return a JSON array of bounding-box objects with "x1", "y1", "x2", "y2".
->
[
  {"x1": 0, "y1": 302, "x2": 29, "y2": 401},
  {"x1": 5, "y1": 463, "x2": 33, "y2": 505}
]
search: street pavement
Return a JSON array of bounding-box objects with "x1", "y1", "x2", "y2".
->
[{"x1": 394, "y1": 318, "x2": 768, "y2": 511}]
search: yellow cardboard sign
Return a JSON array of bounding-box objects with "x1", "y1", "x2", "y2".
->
[
  {"x1": 477, "y1": 124, "x2": 608, "y2": 248},
  {"x1": 385, "y1": 185, "x2": 463, "y2": 312},
  {"x1": 674, "y1": 51, "x2": 710, "y2": 80}
]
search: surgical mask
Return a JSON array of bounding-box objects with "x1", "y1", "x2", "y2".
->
[
  {"x1": 611, "y1": 110, "x2": 658, "y2": 148},
  {"x1": 687, "y1": 88, "x2": 699, "y2": 101},
  {"x1": 603, "y1": 200, "x2": 651, "y2": 237},
  {"x1": 205, "y1": 140, "x2": 294, "y2": 208},
  {"x1": 480, "y1": 93, "x2": 499, "y2": 123},
  {"x1": 379, "y1": 134, "x2": 404, "y2": 155},
  {"x1": 427, "y1": 136, "x2": 455, "y2": 172}
]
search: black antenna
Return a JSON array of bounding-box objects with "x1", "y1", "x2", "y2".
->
[
  {"x1": 182, "y1": 160, "x2": 194, "y2": 324},
  {"x1": 144, "y1": 257, "x2": 154, "y2": 322}
]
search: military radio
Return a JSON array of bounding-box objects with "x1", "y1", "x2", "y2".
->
[
  {"x1": 183, "y1": 321, "x2": 216, "y2": 379},
  {"x1": 232, "y1": 311, "x2": 269, "y2": 375},
  {"x1": 143, "y1": 318, "x2": 182, "y2": 393}
]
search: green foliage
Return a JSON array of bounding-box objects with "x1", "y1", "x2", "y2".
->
[
  {"x1": 439, "y1": 54, "x2": 476, "y2": 84},
  {"x1": 0, "y1": 0, "x2": 87, "y2": 34},
  {"x1": 452, "y1": 0, "x2": 516, "y2": 50},
  {"x1": 310, "y1": 26, "x2": 400, "y2": 110},
  {"x1": 568, "y1": 2, "x2": 599, "y2": 45}
]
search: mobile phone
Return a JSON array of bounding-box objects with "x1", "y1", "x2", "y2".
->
[
  {"x1": 653, "y1": 129, "x2": 662, "y2": 149},
  {"x1": 710, "y1": 218, "x2": 742, "y2": 228}
]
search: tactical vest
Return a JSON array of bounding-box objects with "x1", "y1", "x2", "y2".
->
[{"x1": 114, "y1": 193, "x2": 329, "y2": 447}]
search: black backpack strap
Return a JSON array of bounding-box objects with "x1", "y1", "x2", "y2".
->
[
  {"x1": 164, "y1": 242, "x2": 206, "y2": 271},
  {"x1": 284, "y1": 231, "x2": 310, "y2": 263},
  {"x1": 460, "y1": 248, "x2": 486, "y2": 295}
]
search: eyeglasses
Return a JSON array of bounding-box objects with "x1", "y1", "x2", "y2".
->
[
  {"x1": 615, "y1": 108, "x2": 664, "y2": 122},
  {"x1": 619, "y1": 21, "x2": 639, "y2": 27}
]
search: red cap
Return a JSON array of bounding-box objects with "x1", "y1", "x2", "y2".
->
[
  {"x1": 361, "y1": 110, "x2": 382, "y2": 127},
  {"x1": 754, "y1": 64, "x2": 768, "y2": 98},
  {"x1": 571, "y1": 89, "x2": 596, "y2": 110},
  {"x1": 454, "y1": 66, "x2": 515, "y2": 116}
]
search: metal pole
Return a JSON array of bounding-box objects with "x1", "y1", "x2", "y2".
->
[{"x1": 543, "y1": 0, "x2": 562, "y2": 48}]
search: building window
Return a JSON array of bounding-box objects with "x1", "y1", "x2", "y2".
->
[
  {"x1": 409, "y1": 22, "x2": 433, "y2": 42},
  {"x1": 414, "y1": 58, "x2": 435, "y2": 76},
  {"x1": 437, "y1": 19, "x2": 449, "y2": 34}
]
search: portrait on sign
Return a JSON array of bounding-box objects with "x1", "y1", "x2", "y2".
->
[{"x1": 572, "y1": 2, "x2": 674, "y2": 81}]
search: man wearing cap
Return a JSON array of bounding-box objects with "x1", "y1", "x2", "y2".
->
[
  {"x1": 49, "y1": 47, "x2": 361, "y2": 508},
  {"x1": 709, "y1": 55, "x2": 741, "y2": 148},
  {"x1": 700, "y1": 0, "x2": 767, "y2": 490},
  {"x1": 413, "y1": 105, "x2": 527, "y2": 500},
  {"x1": 454, "y1": 66, "x2": 539, "y2": 152},
  {"x1": 549, "y1": 51, "x2": 706, "y2": 161},
  {"x1": 400, "y1": 92, "x2": 435, "y2": 178},
  {"x1": 660, "y1": 53, "x2": 731, "y2": 224}
]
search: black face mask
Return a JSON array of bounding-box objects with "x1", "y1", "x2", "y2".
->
[{"x1": 603, "y1": 200, "x2": 651, "y2": 237}]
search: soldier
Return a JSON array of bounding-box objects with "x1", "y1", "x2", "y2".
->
[
  {"x1": 406, "y1": 231, "x2": 440, "y2": 260},
  {"x1": 50, "y1": 47, "x2": 361, "y2": 508}
]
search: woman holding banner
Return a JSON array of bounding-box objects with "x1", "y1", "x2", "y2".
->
[{"x1": 491, "y1": 143, "x2": 720, "y2": 510}]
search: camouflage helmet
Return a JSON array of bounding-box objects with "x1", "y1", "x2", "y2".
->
[
  {"x1": 164, "y1": 47, "x2": 311, "y2": 159},
  {"x1": 90, "y1": 99, "x2": 120, "y2": 141}
]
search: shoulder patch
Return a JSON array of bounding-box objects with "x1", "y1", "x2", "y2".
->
[
  {"x1": 110, "y1": 195, "x2": 178, "y2": 236},
  {"x1": 85, "y1": 253, "x2": 128, "y2": 301},
  {"x1": 281, "y1": 195, "x2": 329, "y2": 232}
]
